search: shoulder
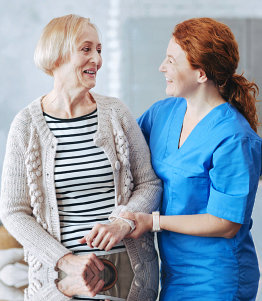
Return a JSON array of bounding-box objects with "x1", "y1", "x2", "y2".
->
[
  {"x1": 210, "y1": 104, "x2": 262, "y2": 172},
  {"x1": 7, "y1": 98, "x2": 41, "y2": 147},
  {"x1": 92, "y1": 92, "x2": 123, "y2": 106},
  {"x1": 213, "y1": 103, "x2": 261, "y2": 143},
  {"x1": 92, "y1": 92, "x2": 134, "y2": 120},
  {"x1": 138, "y1": 97, "x2": 185, "y2": 130},
  {"x1": 9, "y1": 106, "x2": 31, "y2": 137},
  {"x1": 146, "y1": 96, "x2": 184, "y2": 114}
]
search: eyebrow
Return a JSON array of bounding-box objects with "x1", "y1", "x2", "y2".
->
[{"x1": 82, "y1": 41, "x2": 102, "y2": 47}]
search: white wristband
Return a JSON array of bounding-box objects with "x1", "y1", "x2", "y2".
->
[
  {"x1": 152, "y1": 211, "x2": 161, "y2": 232},
  {"x1": 113, "y1": 217, "x2": 136, "y2": 233}
]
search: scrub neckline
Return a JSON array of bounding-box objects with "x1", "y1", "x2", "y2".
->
[{"x1": 177, "y1": 101, "x2": 229, "y2": 151}]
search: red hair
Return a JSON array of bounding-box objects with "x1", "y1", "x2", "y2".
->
[{"x1": 173, "y1": 18, "x2": 259, "y2": 132}]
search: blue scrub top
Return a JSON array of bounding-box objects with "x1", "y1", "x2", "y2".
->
[{"x1": 138, "y1": 97, "x2": 262, "y2": 300}]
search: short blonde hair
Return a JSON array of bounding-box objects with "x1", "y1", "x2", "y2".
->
[{"x1": 34, "y1": 14, "x2": 96, "y2": 76}]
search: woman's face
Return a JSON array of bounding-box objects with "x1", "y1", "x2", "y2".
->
[
  {"x1": 159, "y1": 38, "x2": 199, "y2": 98},
  {"x1": 55, "y1": 25, "x2": 102, "y2": 90}
]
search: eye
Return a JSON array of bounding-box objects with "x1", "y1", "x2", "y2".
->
[
  {"x1": 167, "y1": 56, "x2": 175, "y2": 64},
  {"x1": 82, "y1": 47, "x2": 90, "y2": 52},
  {"x1": 97, "y1": 48, "x2": 102, "y2": 54}
]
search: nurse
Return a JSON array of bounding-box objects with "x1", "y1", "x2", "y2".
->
[{"x1": 121, "y1": 18, "x2": 262, "y2": 300}]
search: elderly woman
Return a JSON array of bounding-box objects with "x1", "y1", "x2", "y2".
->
[{"x1": 0, "y1": 14, "x2": 161, "y2": 301}]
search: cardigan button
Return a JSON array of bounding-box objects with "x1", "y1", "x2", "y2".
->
[
  {"x1": 134, "y1": 277, "x2": 144, "y2": 287},
  {"x1": 115, "y1": 161, "x2": 120, "y2": 171},
  {"x1": 125, "y1": 178, "x2": 131, "y2": 186},
  {"x1": 36, "y1": 170, "x2": 42, "y2": 177},
  {"x1": 134, "y1": 263, "x2": 143, "y2": 272},
  {"x1": 94, "y1": 138, "x2": 102, "y2": 147}
]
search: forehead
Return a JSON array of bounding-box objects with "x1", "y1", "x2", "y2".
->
[
  {"x1": 76, "y1": 25, "x2": 100, "y2": 45},
  {"x1": 167, "y1": 38, "x2": 186, "y2": 59}
]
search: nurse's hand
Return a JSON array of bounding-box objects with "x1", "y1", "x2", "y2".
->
[
  {"x1": 80, "y1": 219, "x2": 131, "y2": 251},
  {"x1": 119, "y1": 212, "x2": 153, "y2": 239}
]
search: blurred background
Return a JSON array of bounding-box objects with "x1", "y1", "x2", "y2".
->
[{"x1": 0, "y1": 0, "x2": 262, "y2": 299}]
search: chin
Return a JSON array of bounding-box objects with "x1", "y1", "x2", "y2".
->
[
  {"x1": 82, "y1": 81, "x2": 96, "y2": 90},
  {"x1": 165, "y1": 88, "x2": 175, "y2": 97}
]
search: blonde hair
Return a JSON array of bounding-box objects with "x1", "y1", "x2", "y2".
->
[{"x1": 34, "y1": 14, "x2": 97, "y2": 76}]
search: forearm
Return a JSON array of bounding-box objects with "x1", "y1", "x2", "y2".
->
[
  {"x1": 160, "y1": 213, "x2": 241, "y2": 238},
  {"x1": 127, "y1": 176, "x2": 162, "y2": 213}
]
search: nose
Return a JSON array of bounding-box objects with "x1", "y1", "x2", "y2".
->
[
  {"x1": 90, "y1": 51, "x2": 102, "y2": 68},
  {"x1": 159, "y1": 59, "x2": 166, "y2": 72}
]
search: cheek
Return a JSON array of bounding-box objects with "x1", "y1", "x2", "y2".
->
[{"x1": 174, "y1": 67, "x2": 185, "y2": 80}]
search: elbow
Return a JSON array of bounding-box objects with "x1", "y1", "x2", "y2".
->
[
  {"x1": 223, "y1": 232, "x2": 236, "y2": 239},
  {"x1": 222, "y1": 224, "x2": 242, "y2": 239}
]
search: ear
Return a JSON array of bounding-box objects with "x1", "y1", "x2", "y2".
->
[{"x1": 197, "y1": 69, "x2": 208, "y2": 83}]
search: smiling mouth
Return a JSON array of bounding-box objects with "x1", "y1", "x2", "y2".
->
[{"x1": 83, "y1": 70, "x2": 96, "y2": 75}]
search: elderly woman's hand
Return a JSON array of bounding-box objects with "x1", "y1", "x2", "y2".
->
[
  {"x1": 80, "y1": 220, "x2": 131, "y2": 251},
  {"x1": 57, "y1": 271, "x2": 104, "y2": 298},
  {"x1": 119, "y1": 212, "x2": 153, "y2": 239},
  {"x1": 56, "y1": 253, "x2": 105, "y2": 297}
]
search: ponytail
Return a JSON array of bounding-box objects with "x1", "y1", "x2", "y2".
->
[{"x1": 218, "y1": 74, "x2": 259, "y2": 132}]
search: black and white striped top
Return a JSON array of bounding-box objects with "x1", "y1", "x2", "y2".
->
[{"x1": 44, "y1": 110, "x2": 126, "y2": 256}]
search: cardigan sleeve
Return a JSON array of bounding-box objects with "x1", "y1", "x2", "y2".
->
[
  {"x1": 110, "y1": 102, "x2": 162, "y2": 217},
  {"x1": 0, "y1": 119, "x2": 70, "y2": 268},
  {"x1": 25, "y1": 283, "x2": 71, "y2": 301}
]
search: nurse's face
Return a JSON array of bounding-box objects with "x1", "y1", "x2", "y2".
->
[{"x1": 159, "y1": 38, "x2": 200, "y2": 98}]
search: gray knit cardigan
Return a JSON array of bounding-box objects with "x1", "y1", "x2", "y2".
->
[{"x1": 0, "y1": 92, "x2": 162, "y2": 301}]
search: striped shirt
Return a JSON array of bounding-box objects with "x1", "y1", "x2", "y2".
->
[{"x1": 44, "y1": 110, "x2": 126, "y2": 256}]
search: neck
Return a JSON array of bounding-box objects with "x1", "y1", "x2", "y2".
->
[
  {"x1": 185, "y1": 81, "x2": 225, "y2": 120},
  {"x1": 42, "y1": 81, "x2": 95, "y2": 119}
]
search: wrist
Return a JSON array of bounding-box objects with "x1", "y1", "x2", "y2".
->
[
  {"x1": 57, "y1": 253, "x2": 73, "y2": 271},
  {"x1": 113, "y1": 217, "x2": 135, "y2": 233},
  {"x1": 152, "y1": 211, "x2": 162, "y2": 232},
  {"x1": 56, "y1": 279, "x2": 73, "y2": 298}
]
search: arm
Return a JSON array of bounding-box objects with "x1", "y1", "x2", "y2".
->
[
  {"x1": 0, "y1": 124, "x2": 70, "y2": 267},
  {"x1": 122, "y1": 134, "x2": 261, "y2": 240},
  {"x1": 111, "y1": 102, "x2": 163, "y2": 215},
  {"x1": 120, "y1": 211, "x2": 241, "y2": 239},
  {"x1": 160, "y1": 213, "x2": 241, "y2": 238}
]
